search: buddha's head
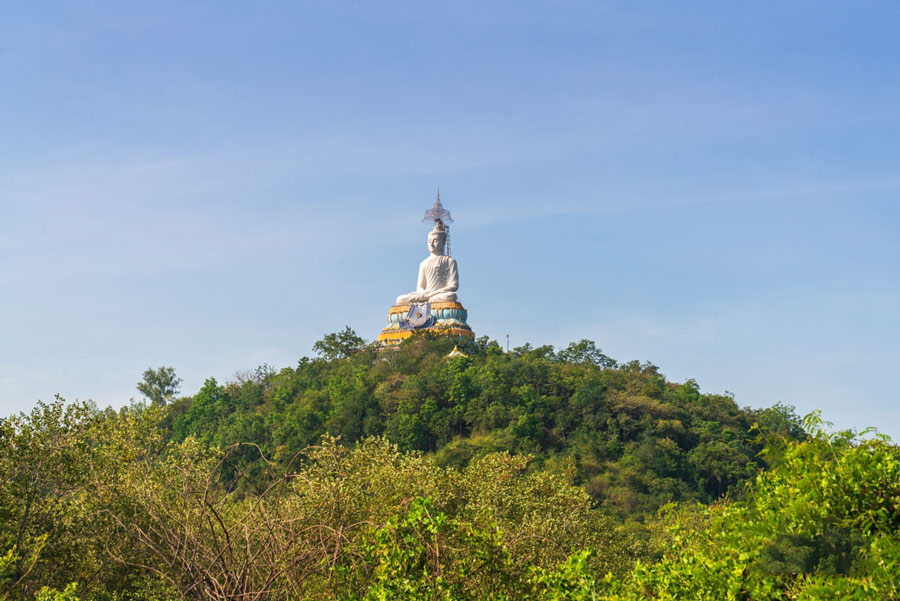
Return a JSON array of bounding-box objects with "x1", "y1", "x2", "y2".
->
[{"x1": 427, "y1": 225, "x2": 447, "y2": 256}]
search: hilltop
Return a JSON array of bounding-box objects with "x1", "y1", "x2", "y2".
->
[{"x1": 161, "y1": 329, "x2": 803, "y2": 518}]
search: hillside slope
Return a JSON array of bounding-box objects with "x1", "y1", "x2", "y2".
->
[{"x1": 165, "y1": 331, "x2": 804, "y2": 517}]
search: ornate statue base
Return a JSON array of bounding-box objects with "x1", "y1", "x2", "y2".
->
[{"x1": 377, "y1": 301, "x2": 475, "y2": 347}]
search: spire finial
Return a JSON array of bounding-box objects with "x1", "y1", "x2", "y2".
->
[{"x1": 422, "y1": 189, "x2": 452, "y2": 224}]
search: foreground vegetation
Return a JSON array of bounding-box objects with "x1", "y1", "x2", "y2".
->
[{"x1": 1, "y1": 332, "x2": 898, "y2": 600}]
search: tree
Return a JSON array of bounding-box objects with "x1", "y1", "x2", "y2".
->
[
  {"x1": 136, "y1": 366, "x2": 182, "y2": 406},
  {"x1": 613, "y1": 415, "x2": 900, "y2": 599},
  {"x1": 557, "y1": 339, "x2": 616, "y2": 368},
  {"x1": 0, "y1": 399, "x2": 97, "y2": 598},
  {"x1": 312, "y1": 327, "x2": 366, "y2": 360}
]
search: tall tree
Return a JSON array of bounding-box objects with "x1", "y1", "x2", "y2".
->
[
  {"x1": 137, "y1": 366, "x2": 182, "y2": 406},
  {"x1": 312, "y1": 327, "x2": 366, "y2": 360}
]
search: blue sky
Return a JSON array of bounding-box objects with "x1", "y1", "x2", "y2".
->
[{"x1": 1, "y1": 1, "x2": 898, "y2": 437}]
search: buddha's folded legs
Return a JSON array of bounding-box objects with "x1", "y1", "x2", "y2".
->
[
  {"x1": 396, "y1": 292, "x2": 430, "y2": 304},
  {"x1": 427, "y1": 292, "x2": 457, "y2": 302},
  {"x1": 396, "y1": 291, "x2": 458, "y2": 304}
]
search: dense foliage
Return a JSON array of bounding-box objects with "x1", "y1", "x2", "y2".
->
[
  {"x1": 606, "y1": 413, "x2": 900, "y2": 599},
  {"x1": 1, "y1": 330, "x2": 896, "y2": 600},
  {"x1": 167, "y1": 333, "x2": 801, "y2": 518}
]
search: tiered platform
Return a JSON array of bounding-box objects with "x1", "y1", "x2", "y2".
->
[{"x1": 377, "y1": 301, "x2": 475, "y2": 346}]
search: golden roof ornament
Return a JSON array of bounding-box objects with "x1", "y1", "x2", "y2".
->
[{"x1": 447, "y1": 345, "x2": 468, "y2": 358}]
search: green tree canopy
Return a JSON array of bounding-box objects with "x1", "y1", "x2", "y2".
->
[
  {"x1": 136, "y1": 366, "x2": 182, "y2": 406},
  {"x1": 312, "y1": 327, "x2": 367, "y2": 360}
]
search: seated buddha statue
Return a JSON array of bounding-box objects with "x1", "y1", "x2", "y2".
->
[{"x1": 396, "y1": 223, "x2": 458, "y2": 304}]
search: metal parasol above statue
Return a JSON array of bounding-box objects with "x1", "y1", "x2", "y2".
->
[{"x1": 378, "y1": 190, "x2": 475, "y2": 347}]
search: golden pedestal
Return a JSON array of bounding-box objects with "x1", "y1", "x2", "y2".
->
[{"x1": 377, "y1": 301, "x2": 475, "y2": 346}]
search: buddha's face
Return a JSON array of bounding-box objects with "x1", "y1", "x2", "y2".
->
[{"x1": 428, "y1": 232, "x2": 445, "y2": 255}]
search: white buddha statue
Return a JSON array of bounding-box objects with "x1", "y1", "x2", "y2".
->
[{"x1": 396, "y1": 223, "x2": 458, "y2": 304}]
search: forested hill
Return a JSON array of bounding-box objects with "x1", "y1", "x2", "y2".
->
[
  {"x1": 159, "y1": 329, "x2": 803, "y2": 518},
  {"x1": 7, "y1": 331, "x2": 900, "y2": 601}
]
